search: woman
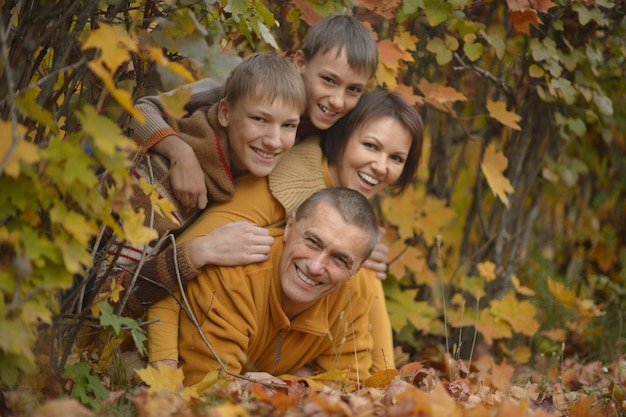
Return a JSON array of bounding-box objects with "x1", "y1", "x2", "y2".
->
[{"x1": 148, "y1": 88, "x2": 424, "y2": 373}]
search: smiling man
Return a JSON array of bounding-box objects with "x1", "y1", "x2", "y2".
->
[{"x1": 147, "y1": 187, "x2": 379, "y2": 386}]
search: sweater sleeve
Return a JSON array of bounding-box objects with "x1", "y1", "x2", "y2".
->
[{"x1": 130, "y1": 78, "x2": 224, "y2": 152}]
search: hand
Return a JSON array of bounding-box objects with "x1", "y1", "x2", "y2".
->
[
  {"x1": 242, "y1": 372, "x2": 286, "y2": 388},
  {"x1": 153, "y1": 135, "x2": 209, "y2": 209},
  {"x1": 150, "y1": 359, "x2": 178, "y2": 370},
  {"x1": 363, "y1": 227, "x2": 389, "y2": 280},
  {"x1": 186, "y1": 222, "x2": 274, "y2": 269}
]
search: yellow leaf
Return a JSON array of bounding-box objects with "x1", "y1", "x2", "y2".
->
[
  {"x1": 395, "y1": 30, "x2": 419, "y2": 52},
  {"x1": 309, "y1": 369, "x2": 348, "y2": 383},
  {"x1": 146, "y1": 47, "x2": 195, "y2": 83},
  {"x1": 365, "y1": 369, "x2": 398, "y2": 388},
  {"x1": 110, "y1": 280, "x2": 124, "y2": 303},
  {"x1": 375, "y1": 62, "x2": 398, "y2": 90},
  {"x1": 83, "y1": 22, "x2": 137, "y2": 71},
  {"x1": 481, "y1": 143, "x2": 514, "y2": 207},
  {"x1": 387, "y1": 240, "x2": 432, "y2": 284},
  {"x1": 0, "y1": 121, "x2": 39, "y2": 177},
  {"x1": 511, "y1": 274, "x2": 535, "y2": 296},
  {"x1": 136, "y1": 363, "x2": 184, "y2": 393},
  {"x1": 159, "y1": 87, "x2": 193, "y2": 119},
  {"x1": 547, "y1": 277, "x2": 577, "y2": 307},
  {"x1": 120, "y1": 208, "x2": 158, "y2": 246},
  {"x1": 87, "y1": 61, "x2": 145, "y2": 124},
  {"x1": 490, "y1": 293, "x2": 539, "y2": 336},
  {"x1": 62, "y1": 211, "x2": 98, "y2": 246},
  {"x1": 478, "y1": 309, "x2": 512, "y2": 344},
  {"x1": 138, "y1": 177, "x2": 180, "y2": 227},
  {"x1": 76, "y1": 106, "x2": 137, "y2": 157},
  {"x1": 477, "y1": 261, "x2": 496, "y2": 282},
  {"x1": 486, "y1": 99, "x2": 521, "y2": 130}
]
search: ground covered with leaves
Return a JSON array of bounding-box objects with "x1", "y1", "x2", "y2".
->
[{"x1": 5, "y1": 348, "x2": 625, "y2": 417}]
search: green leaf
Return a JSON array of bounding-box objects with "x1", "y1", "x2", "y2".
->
[
  {"x1": 529, "y1": 64, "x2": 544, "y2": 78},
  {"x1": 593, "y1": 92, "x2": 614, "y2": 116},
  {"x1": 15, "y1": 89, "x2": 57, "y2": 133},
  {"x1": 98, "y1": 302, "x2": 147, "y2": 355},
  {"x1": 424, "y1": 0, "x2": 454, "y2": 26},
  {"x1": 76, "y1": 106, "x2": 136, "y2": 158},
  {"x1": 463, "y1": 42, "x2": 483, "y2": 61},
  {"x1": 426, "y1": 37, "x2": 453, "y2": 65}
]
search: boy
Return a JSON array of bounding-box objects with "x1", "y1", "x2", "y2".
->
[
  {"x1": 130, "y1": 14, "x2": 378, "y2": 210},
  {"x1": 101, "y1": 52, "x2": 306, "y2": 315}
]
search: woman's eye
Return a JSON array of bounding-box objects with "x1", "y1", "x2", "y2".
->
[{"x1": 391, "y1": 155, "x2": 405, "y2": 164}]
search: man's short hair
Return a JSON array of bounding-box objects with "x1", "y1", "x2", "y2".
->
[
  {"x1": 223, "y1": 52, "x2": 307, "y2": 114},
  {"x1": 300, "y1": 14, "x2": 378, "y2": 77},
  {"x1": 295, "y1": 187, "x2": 379, "y2": 261}
]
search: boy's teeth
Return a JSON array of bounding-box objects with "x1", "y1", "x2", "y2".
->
[
  {"x1": 297, "y1": 267, "x2": 318, "y2": 286},
  {"x1": 320, "y1": 105, "x2": 336, "y2": 116},
  {"x1": 359, "y1": 172, "x2": 379, "y2": 186},
  {"x1": 254, "y1": 148, "x2": 275, "y2": 159}
]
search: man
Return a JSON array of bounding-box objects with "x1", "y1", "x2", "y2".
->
[{"x1": 147, "y1": 187, "x2": 379, "y2": 386}]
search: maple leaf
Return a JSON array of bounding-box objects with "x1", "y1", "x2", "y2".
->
[
  {"x1": 376, "y1": 62, "x2": 398, "y2": 90},
  {"x1": 251, "y1": 383, "x2": 300, "y2": 410},
  {"x1": 416, "y1": 78, "x2": 467, "y2": 113},
  {"x1": 477, "y1": 261, "x2": 496, "y2": 282},
  {"x1": 145, "y1": 46, "x2": 195, "y2": 83},
  {"x1": 119, "y1": 208, "x2": 158, "y2": 246},
  {"x1": 365, "y1": 369, "x2": 398, "y2": 388},
  {"x1": 87, "y1": 61, "x2": 145, "y2": 124},
  {"x1": 387, "y1": 240, "x2": 432, "y2": 284},
  {"x1": 478, "y1": 309, "x2": 512, "y2": 344},
  {"x1": 384, "y1": 278, "x2": 441, "y2": 332},
  {"x1": 511, "y1": 274, "x2": 536, "y2": 296},
  {"x1": 158, "y1": 87, "x2": 192, "y2": 119},
  {"x1": 486, "y1": 100, "x2": 521, "y2": 130},
  {"x1": 355, "y1": 0, "x2": 401, "y2": 19},
  {"x1": 292, "y1": 0, "x2": 322, "y2": 26},
  {"x1": 394, "y1": 84, "x2": 423, "y2": 107},
  {"x1": 509, "y1": 10, "x2": 542, "y2": 34},
  {"x1": 547, "y1": 278, "x2": 577, "y2": 307},
  {"x1": 481, "y1": 143, "x2": 515, "y2": 207},
  {"x1": 489, "y1": 293, "x2": 540, "y2": 336},
  {"x1": 378, "y1": 39, "x2": 414, "y2": 72},
  {"x1": 138, "y1": 177, "x2": 180, "y2": 226},
  {"x1": 83, "y1": 22, "x2": 136, "y2": 71},
  {"x1": 395, "y1": 31, "x2": 419, "y2": 52},
  {"x1": 136, "y1": 363, "x2": 184, "y2": 394},
  {"x1": 491, "y1": 359, "x2": 513, "y2": 391},
  {"x1": 0, "y1": 121, "x2": 39, "y2": 178}
]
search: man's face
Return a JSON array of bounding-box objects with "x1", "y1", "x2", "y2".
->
[
  {"x1": 218, "y1": 93, "x2": 301, "y2": 177},
  {"x1": 279, "y1": 202, "x2": 371, "y2": 319},
  {"x1": 293, "y1": 48, "x2": 371, "y2": 131}
]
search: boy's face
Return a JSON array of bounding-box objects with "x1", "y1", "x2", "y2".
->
[
  {"x1": 218, "y1": 93, "x2": 301, "y2": 177},
  {"x1": 294, "y1": 48, "x2": 371, "y2": 131}
]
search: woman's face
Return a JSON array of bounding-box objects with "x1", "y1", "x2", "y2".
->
[{"x1": 328, "y1": 116, "x2": 412, "y2": 200}]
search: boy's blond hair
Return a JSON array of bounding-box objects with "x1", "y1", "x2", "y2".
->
[
  {"x1": 223, "y1": 52, "x2": 307, "y2": 114},
  {"x1": 300, "y1": 14, "x2": 378, "y2": 77}
]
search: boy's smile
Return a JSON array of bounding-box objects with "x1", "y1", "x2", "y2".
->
[
  {"x1": 218, "y1": 94, "x2": 301, "y2": 177},
  {"x1": 294, "y1": 48, "x2": 371, "y2": 131}
]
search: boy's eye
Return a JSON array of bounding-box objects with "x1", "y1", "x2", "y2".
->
[
  {"x1": 251, "y1": 116, "x2": 265, "y2": 122},
  {"x1": 282, "y1": 122, "x2": 298, "y2": 129},
  {"x1": 348, "y1": 86, "x2": 362, "y2": 94},
  {"x1": 321, "y1": 76, "x2": 335, "y2": 84}
]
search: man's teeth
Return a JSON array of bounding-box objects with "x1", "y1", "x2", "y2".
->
[
  {"x1": 359, "y1": 172, "x2": 379, "y2": 186},
  {"x1": 297, "y1": 267, "x2": 319, "y2": 286},
  {"x1": 320, "y1": 105, "x2": 336, "y2": 116}
]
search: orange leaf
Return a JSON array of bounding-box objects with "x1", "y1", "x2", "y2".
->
[
  {"x1": 491, "y1": 359, "x2": 513, "y2": 391},
  {"x1": 251, "y1": 383, "x2": 300, "y2": 410},
  {"x1": 481, "y1": 143, "x2": 514, "y2": 207},
  {"x1": 378, "y1": 39, "x2": 414, "y2": 71},
  {"x1": 292, "y1": 0, "x2": 322, "y2": 26},
  {"x1": 416, "y1": 78, "x2": 467, "y2": 113},
  {"x1": 355, "y1": 0, "x2": 401, "y2": 19},
  {"x1": 394, "y1": 84, "x2": 423, "y2": 106},
  {"x1": 365, "y1": 369, "x2": 398, "y2": 388},
  {"x1": 509, "y1": 9, "x2": 541, "y2": 34},
  {"x1": 486, "y1": 100, "x2": 521, "y2": 130}
]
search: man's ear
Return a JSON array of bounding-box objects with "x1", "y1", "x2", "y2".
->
[
  {"x1": 292, "y1": 50, "x2": 306, "y2": 75},
  {"x1": 217, "y1": 99, "x2": 229, "y2": 127},
  {"x1": 283, "y1": 213, "x2": 296, "y2": 240}
]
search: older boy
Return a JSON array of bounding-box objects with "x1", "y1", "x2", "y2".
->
[
  {"x1": 148, "y1": 188, "x2": 380, "y2": 386},
  {"x1": 103, "y1": 52, "x2": 306, "y2": 315}
]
